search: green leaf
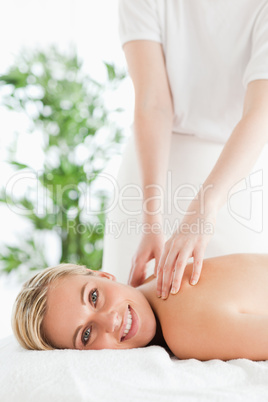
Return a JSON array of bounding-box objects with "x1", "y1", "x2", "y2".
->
[
  {"x1": 0, "y1": 45, "x2": 126, "y2": 276},
  {"x1": 10, "y1": 161, "x2": 30, "y2": 170}
]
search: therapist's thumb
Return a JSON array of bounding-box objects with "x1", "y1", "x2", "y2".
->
[{"x1": 128, "y1": 260, "x2": 146, "y2": 287}]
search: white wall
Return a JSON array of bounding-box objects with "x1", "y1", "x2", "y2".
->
[{"x1": 0, "y1": 0, "x2": 134, "y2": 339}]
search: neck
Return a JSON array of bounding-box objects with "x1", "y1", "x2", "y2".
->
[
  {"x1": 146, "y1": 314, "x2": 172, "y2": 354},
  {"x1": 138, "y1": 276, "x2": 173, "y2": 355}
]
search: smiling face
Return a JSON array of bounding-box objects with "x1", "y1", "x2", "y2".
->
[{"x1": 42, "y1": 271, "x2": 157, "y2": 350}]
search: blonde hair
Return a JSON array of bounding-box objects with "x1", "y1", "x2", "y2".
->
[{"x1": 12, "y1": 263, "x2": 94, "y2": 351}]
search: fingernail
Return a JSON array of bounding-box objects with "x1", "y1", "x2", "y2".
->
[
  {"x1": 157, "y1": 291, "x2": 161, "y2": 298},
  {"x1": 191, "y1": 278, "x2": 197, "y2": 285},
  {"x1": 171, "y1": 287, "x2": 177, "y2": 294},
  {"x1": 162, "y1": 293, "x2": 167, "y2": 299}
]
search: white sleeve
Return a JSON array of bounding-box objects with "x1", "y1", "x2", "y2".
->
[
  {"x1": 118, "y1": 0, "x2": 162, "y2": 46},
  {"x1": 243, "y1": 3, "x2": 268, "y2": 88}
]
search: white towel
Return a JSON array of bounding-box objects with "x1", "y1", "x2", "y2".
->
[{"x1": 1, "y1": 336, "x2": 268, "y2": 402}]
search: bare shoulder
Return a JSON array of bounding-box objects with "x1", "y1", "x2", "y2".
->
[
  {"x1": 145, "y1": 253, "x2": 268, "y2": 360},
  {"x1": 200, "y1": 253, "x2": 268, "y2": 277},
  {"x1": 203, "y1": 253, "x2": 268, "y2": 265}
]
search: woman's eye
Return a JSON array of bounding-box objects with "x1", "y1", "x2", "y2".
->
[
  {"x1": 82, "y1": 289, "x2": 98, "y2": 346},
  {"x1": 91, "y1": 289, "x2": 98, "y2": 305},
  {"x1": 83, "y1": 328, "x2": 91, "y2": 345}
]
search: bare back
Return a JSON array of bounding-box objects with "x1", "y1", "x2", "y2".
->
[{"x1": 138, "y1": 254, "x2": 268, "y2": 360}]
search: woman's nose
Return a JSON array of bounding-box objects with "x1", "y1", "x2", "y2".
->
[{"x1": 98, "y1": 311, "x2": 122, "y2": 333}]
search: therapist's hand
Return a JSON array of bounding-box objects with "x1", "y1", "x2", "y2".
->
[
  {"x1": 156, "y1": 205, "x2": 216, "y2": 299},
  {"x1": 128, "y1": 231, "x2": 165, "y2": 287}
]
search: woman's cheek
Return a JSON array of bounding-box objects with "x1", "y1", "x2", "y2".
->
[{"x1": 92, "y1": 335, "x2": 118, "y2": 350}]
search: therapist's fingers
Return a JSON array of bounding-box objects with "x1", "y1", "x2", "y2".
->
[
  {"x1": 156, "y1": 240, "x2": 172, "y2": 297},
  {"x1": 190, "y1": 247, "x2": 205, "y2": 285},
  {"x1": 162, "y1": 244, "x2": 192, "y2": 298},
  {"x1": 154, "y1": 247, "x2": 163, "y2": 277},
  {"x1": 128, "y1": 266, "x2": 146, "y2": 287},
  {"x1": 128, "y1": 258, "x2": 146, "y2": 287},
  {"x1": 160, "y1": 251, "x2": 177, "y2": 299}
]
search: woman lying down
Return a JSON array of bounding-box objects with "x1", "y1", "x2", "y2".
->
[{"x1": 12, "y1": 254, "x2": 268, "y2": 361}]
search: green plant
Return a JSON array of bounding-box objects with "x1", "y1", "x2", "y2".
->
[{"x1": 0, "y1": 46, "x2": 125, "y2": 276}]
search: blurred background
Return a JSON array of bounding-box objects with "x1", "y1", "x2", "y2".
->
[{"x1": 0, "y1": 0, "x2": 134, "y2": 339}]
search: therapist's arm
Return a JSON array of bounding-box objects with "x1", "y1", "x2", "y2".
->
[
  {"x1": 123, "y1": 40, "x2": 174, "y2": 287},
  {"x1": 157, "y1": 79, "x2": 268, "y2": 298}
]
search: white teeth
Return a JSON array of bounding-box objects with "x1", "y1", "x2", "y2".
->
[{"x1": 123, "y1": 308, "x2": 132, "y2": 337}]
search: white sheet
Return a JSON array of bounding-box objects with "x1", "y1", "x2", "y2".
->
[{"x1": 1, "y1": 336, "x2": 268, "y2": 402}]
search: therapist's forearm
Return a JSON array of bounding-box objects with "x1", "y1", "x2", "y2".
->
[
  {"x1": 134, "y1": 106, "x2": 173, "y2": 222},
  {"x1": 200, "y1": 111, "x2": 268, "y2": 213}
]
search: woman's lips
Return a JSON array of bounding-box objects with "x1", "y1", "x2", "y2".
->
[{"x1": 122, "y1": 305, "x2": 138, "y2": 342}]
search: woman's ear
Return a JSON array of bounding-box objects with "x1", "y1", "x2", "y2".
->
[{"x1": 94, "y1": 271, "x2": 116, "y2": 281}]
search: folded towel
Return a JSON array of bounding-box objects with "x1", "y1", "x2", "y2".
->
[{"x1": 1, "y1": 336, "x2": 268, "y2": 402}]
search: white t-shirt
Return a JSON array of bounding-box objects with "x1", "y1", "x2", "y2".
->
[{"x1": 119, "y1": 0, "x2": 268, "y2": 143}]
